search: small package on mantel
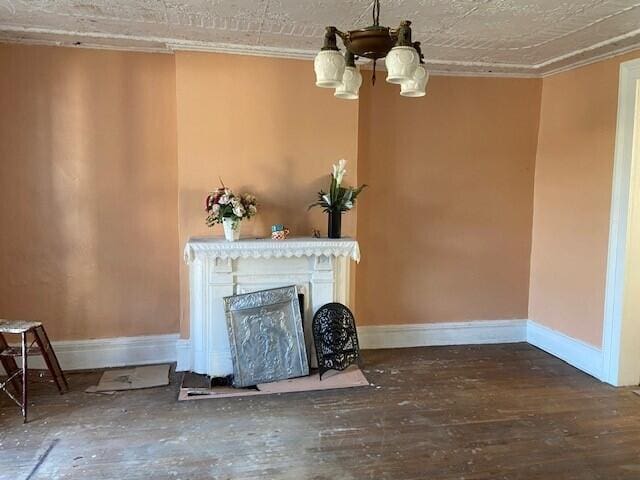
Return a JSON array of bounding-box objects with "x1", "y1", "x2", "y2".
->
[{"x1": 271, "y1": 224, "x2": 290, "y2": 240}]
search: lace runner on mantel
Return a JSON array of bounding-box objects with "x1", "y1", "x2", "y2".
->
[{"x1": 184, "y1": 237, "x2": 360, "y2": 264}]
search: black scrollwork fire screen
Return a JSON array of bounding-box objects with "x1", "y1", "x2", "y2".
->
[{"x1": 312, "y1": 303, "x2": 360, "y2": 379}]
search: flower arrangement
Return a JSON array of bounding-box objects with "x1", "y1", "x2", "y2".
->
[
  {"x1": 309, "y1": 159, "x2": 366, "y2": 238},
  {"x1": 205, "y1": 183, "x2": 257, "y2": 241},
  {"x1": 309, "y1": 159, "x2": 366, "y2": 213}
]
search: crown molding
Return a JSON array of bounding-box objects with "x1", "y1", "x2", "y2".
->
[
  {"x1": 165, "y1": 40, "x2": 315, "y2": 61},
  {"x1": 0, "y1": 37, "x2": 171, "y2": 55},
  {"x1": 427, "y1": 70, "x2": 537, "y2": 79},
  {"x1": 1, "y1": 25, "x2": 640, "y2": 78},
  {"x1": 0, "y1": 26, "x2": 171, "y2": 54},
  {"x1": 537, "y1": 27, "x2": 640, "y2": 69},
  {"x1": 540, "y1": 39, "x2": 640, "y2": 77}
]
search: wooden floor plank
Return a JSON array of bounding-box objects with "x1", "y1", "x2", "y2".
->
[{"x1": 1, "y1": 344, "x2": 639, "y2": 479}]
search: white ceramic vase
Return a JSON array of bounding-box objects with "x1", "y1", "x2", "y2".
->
[{"x1": 222, "y1": 217, "x2": 241, "y2": 242}]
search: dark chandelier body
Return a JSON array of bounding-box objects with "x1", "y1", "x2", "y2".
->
[{"x1": 314, "y1": 0, "x2": 429, "y2": 99}]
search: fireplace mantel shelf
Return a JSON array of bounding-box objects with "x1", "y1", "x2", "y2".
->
[{"x1": 184, "y1": 236, "x2": 360, "y2": 264}]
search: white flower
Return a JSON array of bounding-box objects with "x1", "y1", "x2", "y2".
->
[
  {"x1": 332, "y1": 159, "x2": 347, "y2": 186},
  {"x1": 219, "y1": 194, "x2": 230, "y2": 205},
  {"x1": 344, "y1": 201, "x2": 353, "y2": 210},
  {"x1": 248, "y1": 204, "x2": 257, "y2": 215},
  {"x1": 211, "y1": 204, "x2": 220, "y2": 216},
  {"x1": 233, "y1": 204, "x2": 246, "y2": 217}
]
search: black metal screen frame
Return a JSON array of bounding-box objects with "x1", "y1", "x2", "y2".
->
[{"x1": 312, "y1": 302, "x2": 360, "y2": 379}]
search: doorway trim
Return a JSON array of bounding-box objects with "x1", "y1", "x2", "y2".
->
[{"x1": 602, "y1": 58, "x2": 640, "y2": 386}]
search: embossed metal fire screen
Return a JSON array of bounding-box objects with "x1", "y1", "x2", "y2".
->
[
  {"x1": 224, "y1": 286, "x2": 309, "y2": 388},
  {"x1": 312, "y1": 303, "x2": 360, "y2": 379}
]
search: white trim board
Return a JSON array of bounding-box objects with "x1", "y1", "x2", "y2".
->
[
  {"x1": 602, "y1": 58, "x2": 640, "y2": 387},
  {"x1": 356, "y1": 320, "x2": 527, "y2": 349},
  {"x1": 362, "y1": 320, "x2": 607, "y2": 383},
  {"x1": 526, "y1": 321, "x2": 604, "y2": 381},
  {"x1": 176, "y1": 338, "x2": 192, "y2": 373},
  {"x1": 0, "y1": 334, "x2": 179, "y2": 374},
  {"x1": 0, "y1": 321, "x2": 610, "y2": 385},
  {"x1": 174, "y1": 319, "x2": 528, "y2": 372},
  {"x1": 359, "y1": 320, "x2": 608, "y2": 384}
]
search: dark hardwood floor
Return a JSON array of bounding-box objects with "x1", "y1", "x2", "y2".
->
[{"x1": 2, "y1": 344, "x2": 640, "y2": 480}]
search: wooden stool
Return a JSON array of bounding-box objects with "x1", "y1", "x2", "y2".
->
[{"x1": 0, "y1": 320, "x2": 68, "y2": 422}]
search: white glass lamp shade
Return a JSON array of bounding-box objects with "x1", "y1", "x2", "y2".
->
[
  {"x1": 385, "y1": 46, "x2": 419, "y2": 84},
  {"x1": 334, "y1": 66, "x2": 362, "y2": 100},
  {"x1": 400, "y1": 65, "x2": 429, "y2": 97},
  {"x1": 314, "y1": 50, "x2": 346, "y2": 88}
]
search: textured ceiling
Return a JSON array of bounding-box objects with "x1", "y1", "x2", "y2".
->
[{"x1": 1, "y1": 0, "x2": 640, "y2": 76}]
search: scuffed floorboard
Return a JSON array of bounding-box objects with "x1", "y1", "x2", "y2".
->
[{"x1": 1, "y1": 344, "x2": 640, "y2": 479}]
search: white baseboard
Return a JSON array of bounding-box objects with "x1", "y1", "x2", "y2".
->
[
  {"x1": 172, "y1": 320, "x2": 528, "y2": 372},
  {"x1": 1, "y1": 334, "x2": 179, "y2": 372},
  {"x1": 357, "y1": 319, "x2": 528, "y2": 349},
  {"x1": 0, "y1": 321, "x2": 606, "y2": 383},
  {"x1": 527, "y1": 320, "x2": 604, "y2": 380},
  {"x1": 176, "y1": 338, "x2": 192, "y2": 372}
]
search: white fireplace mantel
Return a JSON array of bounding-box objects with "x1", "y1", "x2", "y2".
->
[
  {"x1": 184, "y1": 237, "x2": 360, "y2": 264},
  {"x1": 181, "y1": 237, "x2": 360, "y2": 376}
]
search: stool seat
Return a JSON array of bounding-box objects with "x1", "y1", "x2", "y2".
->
[{"x1": 0, "y1": 320, "x2": 42, "y2": 334}]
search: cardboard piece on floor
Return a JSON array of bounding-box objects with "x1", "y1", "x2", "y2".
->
[
  {"x1": 86, "y1": 364, "x2": 170, "y2": 393},
  {"x1": 178, "y1": 367, "x2": 370, "y2": 401}
]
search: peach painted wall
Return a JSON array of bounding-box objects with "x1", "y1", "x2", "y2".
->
[
  {"x1": 356, "y1": 74, "x2": 542, "y2": 325},
  {"x1": 0, "y1": 44, "x2": 180, "y2": 340},
  {"x1": 5, "y1": 41, "x2": 632, "y2": 345},
  {"x1": 528, "y1": 51, "x2": 640, "y2": 347},
  {"x1": 175, "y1": 52, "x2": 359, "y2": 336}
]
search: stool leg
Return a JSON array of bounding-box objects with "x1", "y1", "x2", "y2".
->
[
  {"x1": 0, "y1": 332, "x2": 22, "y2": 396},
  {"x1": 22, "y1": 331, "x2": 28, "y2": 423},
  {"x1": 33, "y1": 325, "x2": 68, "y2": 393}
]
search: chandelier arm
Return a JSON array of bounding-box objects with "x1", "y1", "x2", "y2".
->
[
  {"x1": 394, "y1": 21, "x2": 413, "y2": 47},
  {"x1": 413, "y1": 41, "x2": 425, "y2": 64},
  {"x1": 344, "y1": 50, "x2": 356, "y2": 68},
  {"x1": 321, "y1": 26, "x2": 340, "y2": 51},
  {"x1": 335, "y1": 29, "x2": 348, "y2": 45}
]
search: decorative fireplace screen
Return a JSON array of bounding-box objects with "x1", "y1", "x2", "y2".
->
[
  {"x1": 224, "y1": 285, "x2": 309, "y2": 388},
  {"x1": 312, "y1": 303, "x2": 360, "y2": 379}
]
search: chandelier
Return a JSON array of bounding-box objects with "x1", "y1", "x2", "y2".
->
[{"x1": 313, "y1": 0, "x2": 429, "y2": 100}]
